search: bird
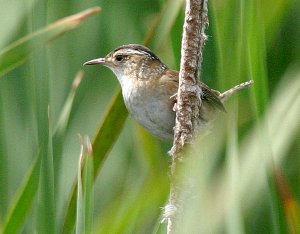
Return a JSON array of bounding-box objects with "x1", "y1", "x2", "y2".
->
[{"x1": 84, "y1": 44, "x2": 253, "y2": 140}]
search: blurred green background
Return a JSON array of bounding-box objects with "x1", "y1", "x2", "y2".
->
[{"x1": 0, "y1": 0, "x2": 299, "y2": 233}]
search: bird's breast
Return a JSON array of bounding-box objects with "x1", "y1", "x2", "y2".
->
[{"x1": 121, "y1": 79, "x2": 175, "y2": 140}]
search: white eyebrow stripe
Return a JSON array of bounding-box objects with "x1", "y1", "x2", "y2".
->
[
  {"x1": 115, "y1": 49, "x2": 151, "y2": 57},
  {"x1": 125, "y1": 49, "x2": 148, "y2": 56}
]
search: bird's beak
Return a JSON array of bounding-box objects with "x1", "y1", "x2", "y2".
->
[{"x1": 83, "y1": 58, "x2": 106, "y2": 66}]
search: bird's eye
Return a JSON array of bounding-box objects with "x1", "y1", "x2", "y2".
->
[{"x1": 115, "y1": 55, "x2": 124, "y2": 62}]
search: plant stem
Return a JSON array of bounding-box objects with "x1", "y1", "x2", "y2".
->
[{"x1": 165, "y1": 0, "x2": 209, "y2": 232}]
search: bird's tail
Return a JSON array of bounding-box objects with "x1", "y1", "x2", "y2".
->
[{"x1": 219, "y1": 80, "x2": 254, "y2": 102}]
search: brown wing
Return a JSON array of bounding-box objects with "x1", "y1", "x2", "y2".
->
[
  {"x1": 201, "y1": 84, "x2": 226, "y2": 112},
  {"x1": 161, "y1": 70, "x2": 225, "y2": 112}
]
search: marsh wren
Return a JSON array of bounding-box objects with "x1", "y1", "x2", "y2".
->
[{"x1": 84, "y1": 44, "x2": 253, "y2": 140}]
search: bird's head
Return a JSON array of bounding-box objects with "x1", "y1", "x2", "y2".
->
[{"x1": 84, "y1": 44, "x2": 168, "y2": 83}]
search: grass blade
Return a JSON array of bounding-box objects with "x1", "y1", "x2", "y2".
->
[
  {"x1": 92, "y1": 90, "x2": 128, "y2": 177},
  {"x1": 76, "y1": 136, "x2": 94, "y2": 234},
  {"x1": 0, "y1": 94, "x2": 8, "y2": 220},
  {"x1": 53, "y1": 71, "x2": 84, "y2": 187},
  {"x1": 62, "y1": 90, "x2": 128, "y2": 233},
  {"x1": 37, "y1": 105, "x2": 55, "y2": 234},
  {"x1": 1, "y1": 156, "x2": 41, "y2": 234},
  {"x1": 0, "y1": 6, "x2": 101, "y2": 77},
  {"x1": 54, "y1": 71, "x2": 84, "y2": 138},
  {"x1": 82, "y1": 140, "x2": 94, "y2": 234}
]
